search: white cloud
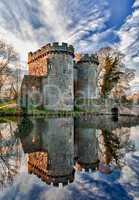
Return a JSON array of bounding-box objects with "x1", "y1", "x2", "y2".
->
[
  {"x1": 38, "y1": 0, "x2": 110, "y2": 52},
  {"x1": 133, "y1": 0, "x2": 139, "y2": 8},
  {"x1": 0, "y1": 27, "x2": 38, "y2": 66},
  {"x1": 38, "y1": 0, "x2": 70, "y2": 43},
  {"x1": 117, "y1": 2, "x2": 139, "y2": 91},
  {"x1": 0, "y1": 0, "x2": 110, "y2": 68},
  {"x1": 40, "y1": 188, "x2": 72, "y2": 200},
  {"x1": 0, "y1": 0, "x2": 40, "y2": 67},
  {"x1": 0, "y1": 0, "x2": 138, "y2": 94}
]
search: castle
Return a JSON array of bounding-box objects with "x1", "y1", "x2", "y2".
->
[
  {"x1": 19, "y1": 117, "x2": 98, "y2": 186},
  {"x1": 21, "y1": 42, "x2": 99, "y2": 111}
]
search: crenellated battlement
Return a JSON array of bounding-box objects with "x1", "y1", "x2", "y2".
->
[
  {"x1": 22, "y1": 41, "x2": 100, "y2": 111},
  {"x1": 28, "y1": 42, "x2": 74, "y2": 63},
  {"x1": 76, "y1": 53, "x2": 99, "y2": 65}
]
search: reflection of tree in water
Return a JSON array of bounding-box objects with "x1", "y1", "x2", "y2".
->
[
  {"x1": 98, "y1": 127, "x2": 135, "y2": 167},
  {"x1": 17, "y1": 117, "x2": 33, "y2": 139},
  {"x1": 0, "y1": 121, "x2": 22, "y2": 190}
]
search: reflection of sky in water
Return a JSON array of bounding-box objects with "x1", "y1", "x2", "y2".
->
[
  {"x1": 0, "y1": 117, "x2": 139, "y2": 200},
  {"x1": 130, "y1": 126, "x2": 139, "y2": 150}
]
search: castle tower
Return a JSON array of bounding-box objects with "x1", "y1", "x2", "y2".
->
[
  {"x1": 75, "y1": 54, "x2": 99, "y2": 102},
  {"x1": 28, "y1": 42, "x2": 74, "y2": 111},
  {"x1": 19, "y1": 117, "x2": 74, "y2": 186},
  {"x1": 75, "y1": 128, "x2": 99, "y2": 171},
  {"x1": 44, "y1": 118, "x2": 74, "y2": 186}
]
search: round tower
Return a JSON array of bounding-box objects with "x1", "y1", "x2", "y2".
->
[
  {"x1": 37, "y1": 42, "x2": 74, "y2": 111},
  {"x1": 75, "y1": 54, "x2": 99, "y2": 102},
  {"x1": 20, "y1": 117, "x2": 74, "y2": 187},
  {"x1": 28, "y1": 42, "x2": 74, "y2": 111},
  {"x1": 74, "y1": 124, "x2": 99, "y2": 171},
  {"x1": 45, "y1": 118, "x2": 74, "y2": 186}
]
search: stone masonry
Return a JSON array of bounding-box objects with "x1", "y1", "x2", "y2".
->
[{"x1": 21, "y1": 42, "x2": 99, "y2": 111}]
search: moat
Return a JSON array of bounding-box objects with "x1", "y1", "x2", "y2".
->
[{"x1": 0, "y1": 115, "x2": 139, "y2": 200}]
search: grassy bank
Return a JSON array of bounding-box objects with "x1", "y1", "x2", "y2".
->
[
  {"x1": 0, "y1": 107, "x2": 138, "y2": 117},
  {"x1": 0, "y1": 107, "x2": 102, "y2": 117}
]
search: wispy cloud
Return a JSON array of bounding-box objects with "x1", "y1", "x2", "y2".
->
[
  {"x1": 0, "y1": 0, "x2": 138, "y2": 91},
  {"x1": 0, "y1": 0, "x2": 110, "y2": 64},
  {"x1": 1, "y1": 150, "x2": 139, "y2": 200},
  {"x1": 39, "y1": 0, "x2": 110, "y2": 45},
  {"x1": 117, "y1": 0, "x2": 139, "y2": 88},
  {"x1": 133, "y1": 0, "x2": 139, "y2": 8},
  {"x1": 0, "y1": 0, "x2": 40, "y2": 65}
]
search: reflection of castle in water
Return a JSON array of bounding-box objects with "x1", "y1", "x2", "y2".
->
[
  {"x1": 18, "y1": 117, "x2": 99, "y2": 186},
  {"x1": 16, "y1": 116, "x2": 139, "y2": 187},
  {"x1": 75, "y1": 126, "x2": 99, "y2": 171},
  {"x1": 19, "y1": 118, "x2": 74, "y2": 186},
  {"x1": 0, "y1": 116, "x2": 138, "y2": 190}
]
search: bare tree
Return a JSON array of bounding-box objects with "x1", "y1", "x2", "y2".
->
[
  {"x1": 0, "y1": 40, "x2": 19, "y2": 99},
  {"x1": 0, "y1": 121, "x2": 21, "y2": 190},
  {"x1": 97, "y1": 47, "x2": 135, "y2": 99}
]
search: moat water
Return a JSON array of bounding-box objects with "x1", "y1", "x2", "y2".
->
[{"x1": 0, "y1": 115, "x2": 139, "y2": 200}]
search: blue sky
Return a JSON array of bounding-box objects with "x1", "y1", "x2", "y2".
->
[{"x1": 0, "y1": 0, "x2": 139, "y2": 91}]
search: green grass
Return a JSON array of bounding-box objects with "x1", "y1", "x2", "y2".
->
[
  {"x1": 0, "y1": 106, "x2": 100, "y2": 117},
  {"x1": 0, "y1": 107, "x2": 18, "y2": 114}
]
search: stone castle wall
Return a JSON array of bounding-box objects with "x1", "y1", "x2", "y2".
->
[
  {"x1": 42, "y1": 53, "x2": 74, "y2": 110},
  {"x1": 28, "y1": 42, "x2": 74, "y2": 111},
  {"x1": 24, "y1": 117, "x2": 74, "y2": 186},
  {"x1": 28, "y1": 42, "x2": 74, "y2": 77},
  {"x1": 21, "y1": 42, "x2": 99, "y2": 111},
  {"x1": 44, "y1": 118, "x2": 74, "y2": 178},
  {"x1": 74, "y1": 125, "x2": 99, "y2": 171},
  {"x1": 75, "y1": 54, "x2": 99, "y2": 100},
  {"x1": 28, "y1": 55, "x2": 48, "y2": 76},
  {"x1": 20, "y1": 75, "x2": 43, "y2": 109}
]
